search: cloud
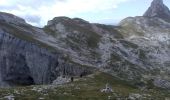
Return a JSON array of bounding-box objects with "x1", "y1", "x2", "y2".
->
[
  {"x1": 24, "y1": 15, "x2": 41, "y2": 23},
  {"x1": 0, "y1": 0, "x2": 132, "y2": 26},
  {"x1": 23, "y1": 15, "x2": 41, "y2": 26}
]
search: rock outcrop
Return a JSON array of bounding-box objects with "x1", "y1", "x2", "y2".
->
[
  {"x1": 1, "y1": 0, "x2": 170, "y2": 89},
  {"x1": 0, "y1": 12, "x2": 26, "y2": 24},
  {"x1": 143, "y1": 0, "x2": 170, "y2": 22},
  {"x1": 0, "y1": 12, "x2": 92, "y2": 87},
  {"x1": 42, "y1": 0, "x2": 170, "y2": 89},
  {"x1": 0, "y1": 30, "x2": 58, "y2": 86}
]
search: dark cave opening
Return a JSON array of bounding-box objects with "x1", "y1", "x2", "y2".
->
[{"x1": 5, "y1": 75, "x2": 35, "y2": 86}]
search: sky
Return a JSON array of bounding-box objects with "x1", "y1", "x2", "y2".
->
[{"x1": 0, "y1": 0, "x2": 170, "y2": 27}]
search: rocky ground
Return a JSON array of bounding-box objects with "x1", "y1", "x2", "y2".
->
[{"x1": 0, "y1": 72, "x2": 170, "y2": 100}]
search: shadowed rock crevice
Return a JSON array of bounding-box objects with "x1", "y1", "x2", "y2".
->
[{"x1": 2, "y1": 54, "x2": 34, "y2": 86}]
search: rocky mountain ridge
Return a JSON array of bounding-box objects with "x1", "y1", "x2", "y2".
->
[
  {"x1": 0, "y1": 0, "x2": 170, "y2": 90},
  {"x1": 144, "y1": 0, "x2": 170, "y2": 22},
  {"x1": 0, "y1": 12, "x2": 92, "y2": 87}
]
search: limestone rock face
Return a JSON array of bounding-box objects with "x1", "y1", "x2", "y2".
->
[
  {"x1": 0, "y1": 28, "x2": 58, "y2": 87},
  {"x1": 42, "y1": 0, "x2": 170, "y2": 89},
  {"x1": 0, "y1": 12, "x2": 92, "y2": 87},
  {"x1": 143, "y1": 0, "x2": 170, "y2": 22},
  {"x1": 1, "y1": 0, "x2": 170, "y2": 89}
]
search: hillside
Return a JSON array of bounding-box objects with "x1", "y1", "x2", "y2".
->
[
  {"x1": 0, "y1": 72, "x2": 170, "y2": 100},
  {"x1": 0, "y1": 0, "x2": 170, "y2": 99}
]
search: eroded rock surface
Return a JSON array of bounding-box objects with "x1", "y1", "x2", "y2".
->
[
  {"x1": 144, "y1": 0, "x2": 170, "y2": 22},
  {"x1": 0, "y1": 13, "x2": 92, "y2": 87}
]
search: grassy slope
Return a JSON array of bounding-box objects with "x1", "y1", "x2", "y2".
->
[{"x1": 0, "y1": 72, "x2": 170, "y2": 100}]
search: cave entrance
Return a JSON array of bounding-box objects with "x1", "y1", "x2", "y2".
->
[{"x1": 5, "y1": 74, "x2": 35, "y2": 86}]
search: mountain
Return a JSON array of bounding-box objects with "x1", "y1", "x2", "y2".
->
[
  {"x1": 0, "y1": 12, "x2": 92, "y2": 87},
  {"x1": 0, "y1": 0, "x2": 170, "y2": 99},
  {"x1": 144, "y1": 0, "x2": 170, "y2": 22}
]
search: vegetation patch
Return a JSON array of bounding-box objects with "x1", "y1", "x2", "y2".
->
[
  {"x1": 95, "y1": 24, "x2": 123, "y2": 39},
  {"x1": 43, "y1": 26, "x2": 59, "y2": 37},
  {"x1": 119, "y1": 40, "x2": 138, "y2": 49},
  {"x1": 0, "y1": 72, "x2": 169, "y2": 100},
  {"x1": 62, "y1": 20, "x2": 101, "y2": 48}
]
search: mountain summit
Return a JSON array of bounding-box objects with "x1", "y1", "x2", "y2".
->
[{"x1": 143, "y1": 0, "x2": 170, "y2": 22}]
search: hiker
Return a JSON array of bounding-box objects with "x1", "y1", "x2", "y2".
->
[
  {"x1": 80, "y1": 74, "x2": 83, "y2": 78},
  {"x1": 71, "y1": 77, "x2": 74, "y2": 82}
]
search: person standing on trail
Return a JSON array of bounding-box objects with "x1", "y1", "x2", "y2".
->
[{"x1": 71, "y1": 77, "x2": 74, "y2": 82}]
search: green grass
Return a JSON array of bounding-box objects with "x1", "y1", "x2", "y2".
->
[
  {"x1": 119, "y1": 20, "x2": 145, "y2": 37},
  {"x1": 95, "y1": 24, "x2": 123, "y2": 39},
  {"x1": 119, "y1": 40, "x2": 138, "y2": 49},
  {"x1": 43, "y1": 26, "x2": 59, "y2": 37},
  {"x1": 61, "y1": 19, "x2": 101, "y2": 49},
  {"x1": 44, "y1": 20, "x2": 101, "y2": 50},
  {"x1": 0, "y1": 72, "x2": 170, "y2": 100}
]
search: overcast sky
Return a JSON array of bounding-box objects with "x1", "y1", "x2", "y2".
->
[{"x1": 0, "y1": 0, "x2": 170, "y2": 27}]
